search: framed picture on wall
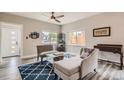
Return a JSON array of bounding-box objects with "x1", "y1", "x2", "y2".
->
[{"x1": 93, "y1": 27, "x2": 111, "y2": 37}]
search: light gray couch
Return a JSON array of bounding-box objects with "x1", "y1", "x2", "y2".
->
[{"x1": 54, "y1": 49, "x2": 99, "y2": 80}]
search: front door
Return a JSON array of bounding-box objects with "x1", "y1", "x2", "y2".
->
[{"x1": 1, "y1": 23, "x2": 21, "y2": 57}]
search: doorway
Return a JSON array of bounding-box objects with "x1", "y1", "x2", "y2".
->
[{"x1": 0, "y1": 22, "x2": 23, "y2": 58}]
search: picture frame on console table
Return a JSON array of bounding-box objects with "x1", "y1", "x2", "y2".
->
[{"x1": 93, "y1": 27, "x2": 111, "y2": 37}]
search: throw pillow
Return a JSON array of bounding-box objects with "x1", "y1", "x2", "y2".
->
[
  {"x1": 80, "y1": 48, "x2": 94, "y2": 59},
  {"x1": 80, "y1": 51, "x2": 89, "y2": 59}
]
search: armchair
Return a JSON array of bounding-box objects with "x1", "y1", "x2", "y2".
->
[{"x1": 54, "y1": 49, "x2": 99, "y2": 80}]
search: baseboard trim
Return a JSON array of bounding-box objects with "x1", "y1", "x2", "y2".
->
[{"x1": 21, "y1": 54, "x2": 37, "y2": 59}]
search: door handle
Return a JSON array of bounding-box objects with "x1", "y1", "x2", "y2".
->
[{"x1": 16, "y1": 41, "x2": 18, "y2": 45}]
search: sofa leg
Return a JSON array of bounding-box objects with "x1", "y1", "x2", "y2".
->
[
  {"x1": 94, "y1": 68, "x2": 97, "y2": 72},
  {"x1": 54, "y1": 73, "x2": 58, "y2": 79},
  {"x1": 41, "y1": 57, "x2": 43, "y2": 62},
  {"x1": 78, "y1": 77, "x2": 82, "y2": 80}
]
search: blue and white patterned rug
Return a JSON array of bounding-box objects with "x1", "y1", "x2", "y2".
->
[
  {"x1": 18, "y1": 61, "x2": 61, "y2": 80},
  {"x1": 18, "y1": 53, "x2": 75, "y2": 80}
]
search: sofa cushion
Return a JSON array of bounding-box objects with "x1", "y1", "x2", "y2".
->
[
  {"x1": 80, "y1": 48, "x2": 94, "y2": 59},
  {"x1": 54, "y1": 57, "x2": 82, "y2": 76}
]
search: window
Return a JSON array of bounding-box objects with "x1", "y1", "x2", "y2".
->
[
  {"x1": 42, "y1": 32, "x2": 57, "y2": 44},
  {"x1": 68, "y1": 31, "x2": 85, "y2": 45}
]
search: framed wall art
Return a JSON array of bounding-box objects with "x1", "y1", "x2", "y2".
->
[{"x1": 93, "y1": 27, "x2": 111, "y2": 37}]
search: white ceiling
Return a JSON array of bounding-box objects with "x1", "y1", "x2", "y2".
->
[{"x1": 8, "y1": 12, "x2": 101, "y2": 25}]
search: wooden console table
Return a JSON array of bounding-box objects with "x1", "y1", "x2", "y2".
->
[{"x1": 94, "y1": 44, "x2": 123, "y2": 70}]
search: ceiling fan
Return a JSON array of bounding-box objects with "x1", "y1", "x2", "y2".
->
[{"x1": 42, "y1": 12, "x2": 64, "y2": 23}]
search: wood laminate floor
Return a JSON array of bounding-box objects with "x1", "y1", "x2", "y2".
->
[
  {"x1": 0, "y1": 57, "x2": 37, "y2": 80},
  {"x1": 0, "y1": 57, "x2": 124, "y2": 80}
]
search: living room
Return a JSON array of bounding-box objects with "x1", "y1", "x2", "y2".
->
[
  {"x1": 0, "y1": 12, "x2": 124, "y2": 80},
  {"x1": 1, "y1": 0, "x2": 124, "y2": 92}
]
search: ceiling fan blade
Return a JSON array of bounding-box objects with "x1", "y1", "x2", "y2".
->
[
  {"x1": 55, "y1": 19, "x2": 61, "y2": 23},
  {"x1": 55, "y1": 15, "x2": 64, "y2": 18}
]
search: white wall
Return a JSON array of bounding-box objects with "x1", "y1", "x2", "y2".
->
[
  {"x1": 62, "y1": 12, "x2": 124, "y2": 63},
  {"x1": 0, "y1": 13, "x2": 60, "y2": 58}
]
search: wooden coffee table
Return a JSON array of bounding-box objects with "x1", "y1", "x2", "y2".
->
[
  {"x1": 46, "y1": 52, "x2": 64, "y2": 62},
  {"x1": 45, "y1": 52, "x2": 77, "y2": 64}
]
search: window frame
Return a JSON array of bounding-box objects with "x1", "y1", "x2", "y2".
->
[
  {"x1": 41, "y1": 31, "x2": 58, "y2": 44},
  {"x1": 67, "y1": 30, "x2": 86, "y2": 46}
]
